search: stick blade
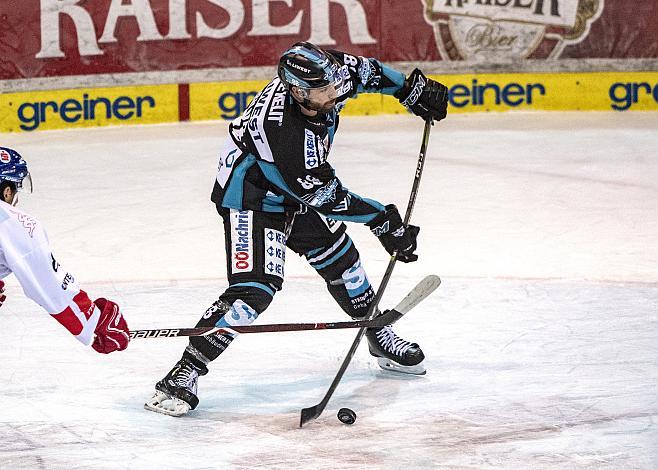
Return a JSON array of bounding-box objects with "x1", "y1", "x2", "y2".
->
[
  {"x1": 393, "y1": 275, "x2": 441, "y2": 314},
  {"x1": 300, "y1": 404, "x2": 323, "y2": 427}
]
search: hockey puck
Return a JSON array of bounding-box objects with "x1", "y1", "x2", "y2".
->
[{"x1": 337, "y1": 407, "x2": 357, "y2": 425}]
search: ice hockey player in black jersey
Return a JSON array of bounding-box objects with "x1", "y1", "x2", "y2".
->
[{"x1": 145, "y1": 42, "x2": 449, "y2": 416}]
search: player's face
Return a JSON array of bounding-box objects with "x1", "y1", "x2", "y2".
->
[
  {"x1": 1, "y1": 174, "x2": 32, "y2": 206},
  {"x1": 305, "y1": 83, "x2": 338, "y2": 113},
  {"x1": 1, "y1": 186, "x2": 16, "y2": 205}
]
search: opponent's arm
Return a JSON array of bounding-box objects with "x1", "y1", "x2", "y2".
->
[{"x1": 3, "y1": 219, "x2": 129, "y2": 353}]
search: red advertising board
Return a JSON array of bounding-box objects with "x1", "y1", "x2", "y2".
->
[{"x1": 1, "y1": 0, "x2": 657, "y2": 81}]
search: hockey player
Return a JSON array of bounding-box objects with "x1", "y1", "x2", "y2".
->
[
  {"x1": 146, "y1": 42, "x2": 448, "y2": 416},
  {"x1": 0, "y1": 147, "x2": 129, "y2": 354}
]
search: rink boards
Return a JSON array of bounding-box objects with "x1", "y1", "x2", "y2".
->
[{"x1": 1, "y1": 71, "x2": 657, "y2": 132}]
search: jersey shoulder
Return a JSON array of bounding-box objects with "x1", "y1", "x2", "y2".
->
[
  {"x1": 0, "y1": 202, "x2": 46, "y2": 251},
  {"x1": 240, "y1": 79, "x2": 307, "y2": 162}
]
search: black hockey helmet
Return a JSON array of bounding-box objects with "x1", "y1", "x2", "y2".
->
[{"x1": 277, "y1": 42, "x2": 340, "y2": 89}]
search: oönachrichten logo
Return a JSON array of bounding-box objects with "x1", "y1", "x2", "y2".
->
[{"x1": 421, "y1": 0, "x2": 604, "y2": 61}]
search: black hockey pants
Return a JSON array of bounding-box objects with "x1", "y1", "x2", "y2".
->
[{"x1": 186, "y1": 206, "x2": 376, "y2": 365}]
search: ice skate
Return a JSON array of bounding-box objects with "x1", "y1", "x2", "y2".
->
[
  {"x1": 144, "y1": 358, "x2": 207, "y2": 417},
  {"x1": 366, "y1": 325, "x2": 426, "y2": 375}
]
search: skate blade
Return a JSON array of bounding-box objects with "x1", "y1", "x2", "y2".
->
[
  {"x1": 376, "y1": 357, "x2": 426, "y2": 375},
  {"x1": 144, "y1": 390, "x2": 192, "y2": 417}
]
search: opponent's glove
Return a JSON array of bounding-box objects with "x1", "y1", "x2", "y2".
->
[
  {"x1": 0, "y1": 280, "x2": 5, "y2": 307},
  {"x1": 395, "y1": 68, "x2": 448, "y2": 122},
  {"x1": 92, "y1": 298, "x2": 129, "y2": 354},
  {"x1": 367, "y1": 205, "x2": 420, "y2": 263}
]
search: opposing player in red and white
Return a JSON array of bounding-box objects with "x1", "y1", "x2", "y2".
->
[{"x1": 0, "y1": 146, "x2": 129, "y2": 354}]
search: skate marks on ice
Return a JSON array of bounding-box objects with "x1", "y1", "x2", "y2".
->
[
  {"x1": 420, "y1": 404, "x2": 657, "y2": 448},
  {"x1": 2, "y1": 279, "x2": 658, "y2": 470},
  {"x1": 2, "y1": 277, "x2": 658, "y2": 469},
  {"x1": 0, "y1": 421, "x2": 142, "y2": 469}
]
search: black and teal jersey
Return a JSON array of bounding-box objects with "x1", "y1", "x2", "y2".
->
[{"x1": 211, "y1": 50, "x2": 406, "y2": 225}]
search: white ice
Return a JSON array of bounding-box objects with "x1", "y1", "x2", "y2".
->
[{"x1": 1, "y1": 112, "x2": 657, "y2": 469}]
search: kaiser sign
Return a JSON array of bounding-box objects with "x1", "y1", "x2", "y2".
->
[
  {"x1": 36, "y1": 0, "x2": 376, "y2": 59},
  {"x1": 422, "y1": 0, "x2": 605, "y2": 60}
]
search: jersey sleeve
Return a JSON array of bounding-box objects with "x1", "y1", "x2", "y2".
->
[
  {"x1": 328, "y1": 50, "x2": 407, "y2": 97},
  {"x1": 1, "y1": 213, "x2": 100, "y2": 346},
  {"x1": 255, "y1": 124, "x2": 384, "y2": 224},
  {"x1": 257, "y1": 157, "x2": 385, "y2": 224}
]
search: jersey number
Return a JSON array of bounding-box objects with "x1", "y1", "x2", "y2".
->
[{"x1": 297, "y1": 175, "x2": 323, "y2": 190}]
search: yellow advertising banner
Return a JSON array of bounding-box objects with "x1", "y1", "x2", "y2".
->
[
  {"x1": 2, "y1": 72, "x2": 657, "y2": 132},
  {"x1": 189, "y1": 80, "x2": 402, "y2": 121},
  {"x1": 0, "y1": 85, "x2": 179, "y2": 132},
  {"x1": 189, "y1": 81, "x2": 265, "y2": 122},
  {"x1": 435, "y1": 71, "x2": 658, "y2": 112},
  {"x1": 189, "y1": 71, "x2": 658, "y2": 122}
]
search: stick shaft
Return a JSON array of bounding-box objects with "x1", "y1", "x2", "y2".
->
[
  {"x1": 129, "y1": 308, "x2": 402, "y2": 339},
  {"x1": 300, "y1": 119, "x2": 433, "y2": 427}
]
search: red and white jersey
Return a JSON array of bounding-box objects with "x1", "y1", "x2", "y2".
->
[{"x1": 0, "y1": 201, "x2": 99, "y2": 345}]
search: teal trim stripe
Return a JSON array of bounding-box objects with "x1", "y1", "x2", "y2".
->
[
  {"x1": 326, "y1": 194, "x2": 383, "y2": 224},
  {"x1": 306, "y1": 246, "x2": 324, "y2": 257},
  {"x1": 262, "y1": 193, "x2": 285, "y2": 212},
  {"x1": 231, "y1": 282, "x2": 275, "y2": 297},
  {"x1": 358, "y1": 195, "x2": 385, "y2": 212},
  {"x1": 257, "y1": 161, "x2": 305, "y2": 204},
  {"x1": 319, "y1": 212, "x2": 377, "y2": 223},
  {"x1": 223, "y1": 154, "x2": 257, "y2": 208},
  {"x1": 311, "y1": 239, "x2": 353, "y2": 270},
  {"x1": 258, "y1": 161, "x2": 383, "y2": 224},
  {"x1": 380, "y1": 63, "x2": 406, "y2": 95},
  {"x1": 356, "y1": 63, "x2": 405, "y2": 95},
  {"x1": 346, "y1": 277, "x2": 370, "y2": 297}
]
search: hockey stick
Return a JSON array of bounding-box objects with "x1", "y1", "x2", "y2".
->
[
  {"x1": 129, "y1": 308, "x2": 403, "y2": 340},
  {"x1": 300, "y1": 119, "x2": 433, "y2": 427},
  {"x1": 129, "y1": 274, "x2": 438, "y2": 340}
]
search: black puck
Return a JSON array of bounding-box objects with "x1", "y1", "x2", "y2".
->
[{"x1": 337, "y1": 407, "x2": 357, "y2": 425}]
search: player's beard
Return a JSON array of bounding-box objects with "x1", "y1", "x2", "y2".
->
[{"x1": 307, "y1": 98, "x2": 336, "y2": 114}]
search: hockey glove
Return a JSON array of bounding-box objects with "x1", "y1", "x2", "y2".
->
[
  {"x1": 92, "y1": 298, "x2": 129, "y2": 354},
  {"x1": 367, "y1": 205, "x2": 420, "y2": 263},
  {"x1": 395, "y1": 68, "x2": 448, "y2": 123},
  {"x1": 0, "y1": 280, "x2": 5, "y2": 307}
]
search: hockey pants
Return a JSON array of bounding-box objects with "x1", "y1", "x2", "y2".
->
[{"x1": 184, "y1": 206, "x2": 376, "y2": 367}]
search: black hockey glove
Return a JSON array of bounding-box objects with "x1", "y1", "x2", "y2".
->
[
  {"x1": 394, "y1": 68, "x2": 448, "y2": 123},
  {"x1": 367, "y1": 205, "x2": 420, "y2": 263}
]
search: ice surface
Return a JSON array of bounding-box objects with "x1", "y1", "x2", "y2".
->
[{"x1": 1, "y1": 112, "x2": 657, "y2": 469}]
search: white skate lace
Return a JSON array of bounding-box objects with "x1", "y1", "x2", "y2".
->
[
  {"x1": 172, "y1": 363, "x2": 199, "y2": 390},
  {"x1": 376, "y1": 325, "x2": 413, "y2": 356}
]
